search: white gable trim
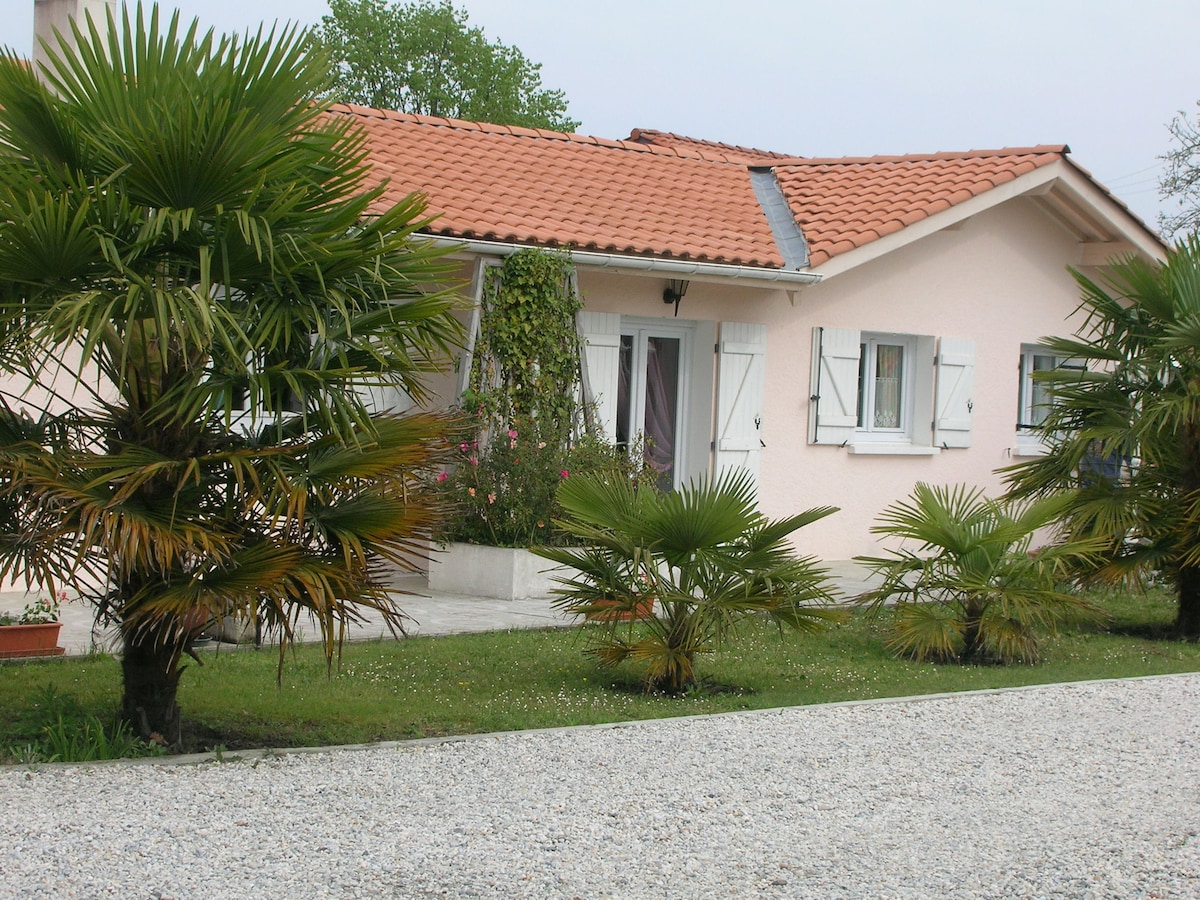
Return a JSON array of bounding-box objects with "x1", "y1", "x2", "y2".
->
[{"x1": 812, "y1": 159, "x2": 1165, "y2": 280}]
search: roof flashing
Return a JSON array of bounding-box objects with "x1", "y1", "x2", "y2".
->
[{"x1": 749, "y1": 168, "x2": 810, "y2": 269}]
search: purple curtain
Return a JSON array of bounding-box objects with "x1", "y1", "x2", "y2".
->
[{"x1": 644, "y1": 337, "x2": 680, "y2": 489}]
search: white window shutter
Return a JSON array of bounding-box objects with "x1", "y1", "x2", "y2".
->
[
  {"x1": 576, "y1": 311, "x2": 621, "y2": 442},
  {"x1": 934, "y1": 337, "x2": 975, "y2": 448},
  {"x1": 810, "y1": 326, "x2": 860, "y2": 445},
  {"x1": 715, "y1": 322, "x2": 767, "y2": 484}
]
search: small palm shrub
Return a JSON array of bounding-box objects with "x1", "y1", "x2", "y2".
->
[
  {"x1": 535, "y1": 469, "x2": 843, "y2": 693},
  {"x1": 856, "y1": 483, "x2": 1106, "y2": 664}
]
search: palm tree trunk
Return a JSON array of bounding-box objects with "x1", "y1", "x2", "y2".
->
[
  {"x1": 658, "y1": 603, "x2": 696, "y2": 694},
  {"x1": 1176, "y1": 565, "x2": 1200, "y2": 639},
  {"x1": 961, "y1": 607, "x2": 984, "y2": 663},
  {"x1": 1178, "y1": 417, "x2": 1200, "y2": 639},
  {"x1": 120, "y1": 621, "x2": 185, "y2": 749}
]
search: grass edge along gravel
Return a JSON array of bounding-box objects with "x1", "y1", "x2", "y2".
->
[
  {"x1": 14, "y1": 669, "x2": 1200, "y2": 771},
  {"x1": 1, "y1": 586, "x2": 1198, "y2": 764}
]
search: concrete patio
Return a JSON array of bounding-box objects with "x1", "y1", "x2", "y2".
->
[{"x1": 0, "y1": 559, "x2": 882, "y2": 657}]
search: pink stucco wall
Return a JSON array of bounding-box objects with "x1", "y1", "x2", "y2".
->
[
  {"x1": 762, "y1": 201, "x2": 1094, "y2": 559},
  {"x1": 570, "y1": 197, "x2": 1101, "y2": 560}
]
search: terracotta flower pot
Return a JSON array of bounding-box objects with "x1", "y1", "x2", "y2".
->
[
  {"x1": 585, "y1": 596, "x2": 655, "y2": 623},
  {"x1": 0, "y1": 622, "x2": 64, "y2": 658}
]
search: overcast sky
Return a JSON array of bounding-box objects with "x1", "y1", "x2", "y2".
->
[{"x1": 3, "y1": 0, "x2": 1197, "y2": 230}]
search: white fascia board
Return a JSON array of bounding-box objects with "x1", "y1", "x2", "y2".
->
[
  {"x1": 1047, "y1": 166, "x2": 1168, "y2": 263},
  {"x1": 423, "y1": 236, "x2": 823, "y2": 289}
]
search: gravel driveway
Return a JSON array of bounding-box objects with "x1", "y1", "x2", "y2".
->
[{"x1": 2, "y1": 674, "x2": 1199, "y2": 899}]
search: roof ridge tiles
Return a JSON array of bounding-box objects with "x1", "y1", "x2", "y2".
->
[
  {"x1": 778, "y1": 145, "x2": 1070, "y2": 167},
  {"x1": 330, "y1": 105, "x2": 1068, "y2": 172},
  {"x1": 329, "y1": 104, "x2": 756, "y2": 164},
  {"x1": 627, "y1": 128, "x2": 800, "y2": 164}
]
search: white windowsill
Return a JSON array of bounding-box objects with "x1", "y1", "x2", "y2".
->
[
  {"x1": 848, "y1": 443, "x2": 941, "y2": 456},
  {"x1": 1011, "y1": 440, "x2": 1049, "y2": 458}
]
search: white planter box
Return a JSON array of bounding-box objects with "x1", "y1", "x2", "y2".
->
[{"x1": 427, "y1": 542, "x2": 572, "y2": 601}]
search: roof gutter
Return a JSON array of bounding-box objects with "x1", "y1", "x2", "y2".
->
[{"x1": 424, "y1": 236, "x2": 823, "y2": 286}]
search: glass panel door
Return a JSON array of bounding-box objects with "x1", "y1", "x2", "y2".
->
[
  {"x1": 644, "y1": 336, "x2": 680, "y2": 489},
  {"x1": 615, "y1": 325, "x2": 687, "y2": 490}
]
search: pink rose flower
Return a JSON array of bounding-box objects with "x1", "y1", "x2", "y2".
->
[
  {"x1": 560, "y1": 469, "x2": 570, "y2": 479},
  {"x1": 436, "y1": 472, "x2": 448, "y2": 483}
]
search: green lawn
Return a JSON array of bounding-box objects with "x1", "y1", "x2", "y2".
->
[{"x1": 1, "y1": 586, "x2": 1197, "y2": 760}]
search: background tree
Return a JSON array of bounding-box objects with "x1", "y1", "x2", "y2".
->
[
  {"x1": 1003, "y1": 238, "x2": 1200, "y2": 638},
  {"x1": 1160, "y1": 101, "x2": 1200, "y2": 237},
  {"x1": 316, "y1": 0, "x2": 580, "y2": 132},
  {"x1": 0, "y1": 6, "x2": 461, "y2": 748}
]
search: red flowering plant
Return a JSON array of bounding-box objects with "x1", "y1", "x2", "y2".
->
[
  {"x1": 435, "y1": 417, "x2": 644, "y2": 548},
  {"x1": 0, "y1": 590, "x2": 64, "y2": 625}
]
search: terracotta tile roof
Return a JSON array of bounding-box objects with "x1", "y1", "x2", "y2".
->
[
  {"x1": 329, "y1": 106, "x2": 1092, "y2": 271},
  {"x1": 626, "y1": 128, "x2": 797, "y2": 165},
  {"x1": 331, "y1": 105, "x2": 787, "y2": 268},
  {"x1": 771, "y1": 147, "x2": 1069, "y2": 267}
]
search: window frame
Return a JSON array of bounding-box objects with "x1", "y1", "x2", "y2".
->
[
  {"x1": 856, "y1": 333, "x2": 916, "y2": 441},
  {"x1": 1014, "y1": 344, "x2": 1082, "y2": 456},
  {"x1": 1017, "y1": 345, "x2": 1063, "y2": 433}
]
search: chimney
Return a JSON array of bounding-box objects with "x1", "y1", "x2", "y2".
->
[{"x1": 32, "y1": 0, "x2": 116, "y2": 74}]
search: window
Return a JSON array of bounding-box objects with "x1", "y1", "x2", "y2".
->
[
  {"x1": 1017, "y1": 345, "x2": 1068, "y2": 431},
  {"x1": 810, "y1": 327, "x2": 974, "y2": 453},
  {"x1": 578, "y1": 313, "x2": 764, "y2": 489},
  {"x1": 856, "y1": 334, "x2": 914, "y2": 438},
  {"x1": 578, "y1": 314, "x2": 702, "y2": 492},
  {"x1": 1015, "y1": 345, "x2": 1082, "y2": 456}
]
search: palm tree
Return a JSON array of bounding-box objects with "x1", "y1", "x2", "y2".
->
[
  {"x1": 856, "y1": 483, "x2": 1104, "y2": 664},
  {"x1": 0, "y1": 6, "x2": 461, "y2": 747},
  {"x1": 535, "y1": 469, "x2": 842, "y2": 693},
  {"x1": 1002, "y1": 237, "x2": 1200, "y2": 638}
]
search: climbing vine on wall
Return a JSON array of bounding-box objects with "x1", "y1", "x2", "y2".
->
[
  {"x1": 438, "y1": 247, "x2": 650, "y2": 546},
  {"x1": 467, "y1": 247, "x2": 582, "y2": 442}
]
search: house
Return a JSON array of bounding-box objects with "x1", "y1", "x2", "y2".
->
[
  {"x1": 333, "y1": 104, "x2": 1166, "y2": 560},
  {"x1": 13, "y1": 2, "x2": 1170, "y2": 563}
]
